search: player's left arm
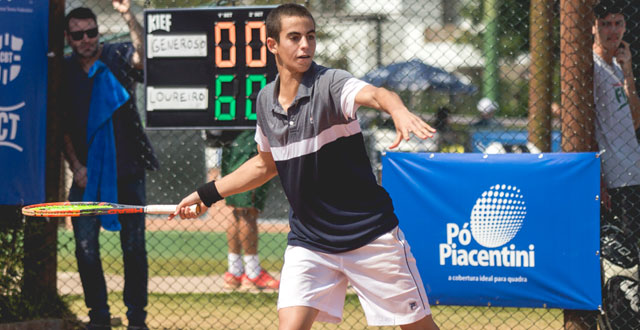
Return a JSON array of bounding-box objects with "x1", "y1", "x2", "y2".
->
[
  {"x1": 355, "y1": 84, "x2": 435, "y2": 149},
  {"x1": 616, "y1": 41, "x2": 640, "y2": 129},
  {"x1": 113, "y1": 0, "x2": 144, "y2": 69}
]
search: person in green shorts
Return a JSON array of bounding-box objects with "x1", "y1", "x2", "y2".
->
[{"x1": 221, "y1": 130, "x2": 279, "y2": 290}]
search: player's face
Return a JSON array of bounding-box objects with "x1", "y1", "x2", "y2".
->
[
  {"x1": 271, "y1": 15, "x2": 316, "y2": 75},
  {"x1": 66, "y1": 18, "x2": 100, "y2": 59},
  {"x1": 594, "y1": 13, "x2": 626, "y2": 52}
]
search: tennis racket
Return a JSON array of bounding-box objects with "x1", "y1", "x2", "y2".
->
[{"x1": 22, "y1": 202, "x2": 199, "y2": 217}]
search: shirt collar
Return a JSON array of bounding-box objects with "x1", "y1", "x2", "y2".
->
[{"x1": 270, "y1": 62, "x2": 318, "y2": 115}]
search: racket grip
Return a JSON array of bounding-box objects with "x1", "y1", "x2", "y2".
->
[{"x1": 146, "y1": 204, "x2": 199, "y2": 215}]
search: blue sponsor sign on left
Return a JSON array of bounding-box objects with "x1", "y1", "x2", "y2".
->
[
  {"x1": 382, "y1": 152, "x2": 601, "y2": 310},
  {"x1": 0, "y1": 1, "x2": 49, "y2": 204}
]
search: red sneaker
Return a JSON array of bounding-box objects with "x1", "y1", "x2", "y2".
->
[
  {"x1": 241, "y1": 270, "x2": 280, "y2": 290},
  {"x1": 223, "y1": 272, "x2": 243, "y2": 289}
]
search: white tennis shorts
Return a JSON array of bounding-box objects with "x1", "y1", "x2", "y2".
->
[{"x1": 277, "y1": 226, "x2": 431, "y2": 326}]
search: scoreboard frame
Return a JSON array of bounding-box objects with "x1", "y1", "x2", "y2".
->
[{"x1": 144, "y1": 6, "x2": 278, "y2": 129}]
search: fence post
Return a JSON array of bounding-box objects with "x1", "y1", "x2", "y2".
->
[
  {"x1": 22, "y1": 0, "x2": 66, "y2": 298},
  {"x1": 482, "y1": 0, "x2": 499, "y2": 102},
  {"x1": 559, "y1": 0, "x2": 598, "y2": 328},
  {"x1": 528, "y1": 0, "x2": 554, "y2": 152}
]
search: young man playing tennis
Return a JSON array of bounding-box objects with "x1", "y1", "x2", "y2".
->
[{"x1": 171, "y1": 4, "x2": 439, "y2": 329}]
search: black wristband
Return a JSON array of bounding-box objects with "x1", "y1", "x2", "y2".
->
[{"x1": 196, "y1": 181, "x2": 223, "y2": 207}]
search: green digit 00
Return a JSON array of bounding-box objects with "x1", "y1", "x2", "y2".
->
[
  {"x1": 245, "y1": 74, "x2": 266, "y2": 120},
  {"x1": 215, "y1": 74, "x2": 236, "y2": 121}
]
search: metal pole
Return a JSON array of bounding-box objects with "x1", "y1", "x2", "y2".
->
[
  {"x1": 560, "y1": 0, "x2": 598, "y2": 326},
  {"x1": 560, "y1": 0, "x2": 597, "y2": 153},
  {"x1": 528, "y1": 0, "x2": 554, "y2": 151},
  {"x1": 376, "y1": 17, "x2": 383, "y2": 68},
  {"x1": 482, "y1": 0, "x2": 499, "y2": 102}
]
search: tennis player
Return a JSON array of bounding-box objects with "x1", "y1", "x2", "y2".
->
[{"x1": 172, "y1": 4, "x2": 439, "y2": 329}]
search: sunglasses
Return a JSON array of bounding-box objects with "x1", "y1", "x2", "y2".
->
[{"x1": 69, "y1": 27, "x2": 98, "y2": 41}]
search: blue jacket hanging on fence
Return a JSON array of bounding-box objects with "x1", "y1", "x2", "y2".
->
[{"x1": 82, "y1": 60, "x2": 130, "y2": 231}]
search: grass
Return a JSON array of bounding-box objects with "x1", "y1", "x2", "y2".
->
[
  {"x1": 58, "y1": 229, "x2": 565, "y2": 329},
  {"x1": 64, "y1": 292, "x2": 564, "y2": 330},
  {"x1": 57, "y1": 229, "x2": 287, "y2": 276}
]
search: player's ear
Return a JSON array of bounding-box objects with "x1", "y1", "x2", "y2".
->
[{"x1": 267, "y1": 37, "x2": 277, "y2": 55}]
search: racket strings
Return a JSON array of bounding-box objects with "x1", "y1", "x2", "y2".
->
[{"x1": 22, "y1": 202, "x2": 115, "y2": 216}]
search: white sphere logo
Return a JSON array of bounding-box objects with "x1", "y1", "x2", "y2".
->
[{"x1": 470, "y1": 184, "x2": 526, "y2": 248}]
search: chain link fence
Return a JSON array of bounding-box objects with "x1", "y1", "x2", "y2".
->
[{"x1": 4, "y1": 0, "x2": 640, "y2": 329}]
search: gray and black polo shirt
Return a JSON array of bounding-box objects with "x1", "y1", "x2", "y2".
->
[{"x1": 255, "y1": 62, "x2": 399, "y2": 253}]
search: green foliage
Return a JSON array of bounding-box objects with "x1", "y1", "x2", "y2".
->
[
  {"x1": 457, "y1": 0, "x2": 531, "y2": 61},
  {"x1": 315, "y1": 42, "x2": 350, "y2": 71},
  {"x1": 498, "y1": 76, "x2": 529, "y2": 117},
  {"x1": 0, "y1": 207, "x2": 74, "y2": 323},
  {"x1": 0, "y1": 292, "x2": 75, "y2": 324},
  {"x1": 144, "y1": 0, "x2": 319, "y2": 8},
  {"x1": 146, "y1": 0, "x2": 219, "y2": 8},
  {"x1": 0, "y1": 222, "x2": 23, "y2": 297},
  {"x1": 456, "y1": 0, "x2": 561, "y2": 118}
]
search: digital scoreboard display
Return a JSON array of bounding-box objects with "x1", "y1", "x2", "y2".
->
[{"x1": 144, "y1": 6, "x2": 277, "y2": 129}]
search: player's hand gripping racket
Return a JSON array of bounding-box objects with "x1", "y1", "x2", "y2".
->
[{"x1": 22, "y1": 202, "x2": 199, "y2": 217}]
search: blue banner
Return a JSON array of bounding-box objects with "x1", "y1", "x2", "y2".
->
[
  {"x1": 0, "y1": 1, "x2": 48, "y2": 204},
  {"x1": 382, "y1": 152, "x2": 601, "y2": 310}
]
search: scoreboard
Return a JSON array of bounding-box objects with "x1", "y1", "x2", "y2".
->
[{"x1": 144, "y1": 6, "x2": 277, "y2": 129}]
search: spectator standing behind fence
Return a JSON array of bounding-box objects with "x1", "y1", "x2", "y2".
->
[
  {"x1": 592, "y1": 0, "x2": 640, "y2": 242},
  {"x1": 62, "y1": 1, "x2": 158, "y2": 329},
  {"x1": 219, "y1": 130, "x2": 279, "y2": 291},
  {"x1": 171, "y1": 4, "x2": 440, "y2": 330}
]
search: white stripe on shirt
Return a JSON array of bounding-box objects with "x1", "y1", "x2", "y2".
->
[
  {"x1": 341, "y1": 78, "x2": 370, "y2": 119},
  {"x1": 269, "y1": 120, "x2": 361, "y2": 161}
]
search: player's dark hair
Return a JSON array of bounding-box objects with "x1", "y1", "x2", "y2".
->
[
  {"x1": 65, "y1": 7, "x2": 97, "y2": 31},
  {"x1": 593, "y1": 0, "x2": 626, "y2": 19},
  {"x1": 266, "y1": 3, "x2": 315, "y2": 42}
]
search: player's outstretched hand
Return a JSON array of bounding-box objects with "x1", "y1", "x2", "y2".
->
[
  {"x1": 389, "y1": 109, "x2": 436, "y2": 149},
  {"x1": 169, "y1": 191, "x2": 207, "y2": 220}
]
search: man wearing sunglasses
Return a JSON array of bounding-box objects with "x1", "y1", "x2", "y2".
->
[{"x1": 62, "y1": 1, "x2": 157, "y2": 329}]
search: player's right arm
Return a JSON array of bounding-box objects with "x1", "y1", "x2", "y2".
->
[
  {"x1": 170, "y1": 148, "x2": 278, "y2": 219},
  {"x1": 215, "y1": 147, "x2": 277, "y2": 198}
]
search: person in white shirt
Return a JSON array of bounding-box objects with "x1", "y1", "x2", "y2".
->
[{"x1": 592, "y1": 0, "x2": 640, "y2": 243}]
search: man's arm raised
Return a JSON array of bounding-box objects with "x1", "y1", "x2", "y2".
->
[{"x1": 113, "y1": 0, "x2": 144, "y2": 69}]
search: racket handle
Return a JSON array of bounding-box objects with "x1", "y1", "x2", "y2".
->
[{"x1": 146, "y1": 204, "x2": 200, "y2": 215}]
